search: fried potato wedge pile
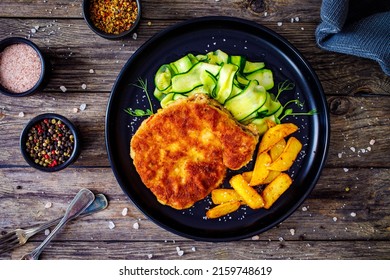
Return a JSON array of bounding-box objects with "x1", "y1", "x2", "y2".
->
[{"x1": 206, "y1": 122, "x2": 302, "y2": 218}]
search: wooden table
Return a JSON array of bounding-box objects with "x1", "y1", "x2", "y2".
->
[{"x1": 1, "y1": 0, "x2": 389, "y2": 260}]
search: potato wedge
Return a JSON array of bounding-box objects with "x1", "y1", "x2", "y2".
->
[
  {"x1": 206, "y1": 201, "x2": 241, "y2": 219},
  {"x1": 266, "y1": 119, "x2": 277, "y2": 129},
  {"x1": 241, "y1": 171, "x2": 253, "y2": 183},
  {"x1": 267, "y1": 136, "x2": 302, "y2": 171},
  {"x1": 261, "y1": 170, "x2": 281, "y2": 184},
  {"x1": 211, "y1": 189, "x2": 243, "y2": 204},
  {"x1": 249, "y1": 152, "x2": 271, "y2": 186},
  {"x1": 259, "y1": 123, "x2": 298, "y2": 154},
  {"x1": 269, "y1": 138, "x2": 287, "y2": 161},
  {"x1": 230, "y1": 174, "x2": 264, "y2": 209},
  {"x1": 262, "y1": 173, "x2": 293, "y2": 209}
]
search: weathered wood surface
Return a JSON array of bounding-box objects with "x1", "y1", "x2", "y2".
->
[{"x1": 0, "y1": 0, "x2": 389, "y2": 260}]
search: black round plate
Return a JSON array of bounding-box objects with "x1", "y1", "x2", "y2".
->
[{"x1": 105, "y1": 16, "x2": 330, "y2": 241}]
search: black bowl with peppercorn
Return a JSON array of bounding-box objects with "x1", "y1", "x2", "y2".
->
[
  {"x1": 82, "y1": 0, "x2": 141, "y2": 40},
  {"x1": 20, "y1": 113, "x2": 80, "y2": 172},
  {"x1": 0, "y1": 37, "x2": 49, "y2": 97}
]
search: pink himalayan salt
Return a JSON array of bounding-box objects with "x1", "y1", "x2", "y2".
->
[{"x1": 0, "y1": 43, "x2": 42, "y2": 93}]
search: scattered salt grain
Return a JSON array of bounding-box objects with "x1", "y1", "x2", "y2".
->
[
  {"x1": 60, "y1": 85, "x2": 67, "y2": 92},
  {"x1": 366, "y1": 147, "x2": 371, "y2": 152},
  {"x1": 31, "y1": 28, "x2": 37, "y2": 34},
  {"x1": 108, "y1": 221, "x2": 115, "y2": 229},
  {"x1": 18, "y1": 112, "x2": 25, "y2": 117},
  {"x1": 147, "y1": 254, "x2": 153, "y2": 259},
  {"x1": 338, "y1": 152, "x2": 343, "y2": 158},
  {"x1": 176, "y1": 246, "x2": 184, "y2": 256},
  {"x1": 350, "y1": 212, "x2": 356, "y2": 217},
  {"x1": 44, "y1": 229, "x2": 50, "y2": 235},
  {"x1": 350, "y1": 147, "x2": 356, "y2": 152},
  {"x1": 264, "y1": 12, "x2": 268, "y2": 16},
  {"x1": 295, "y1": 17, "x2": 300, "y2": 22},
  {"x1": 89, "y1": 69, "x2": 94, "y2": 74},
  {"x1": 72, "y1": 107, "x2": 78, "y2": 113},
  {"x1": 44, "y1": 202, "x2": 52, "y2": 208},
  {"x1": 369, "y1": 139, "x2": 375, "y2": 145},
  {"x1": 343, "y1": 168, "x2": 349, "y2": 172},
  {"x1": 301, "y1": 27, "x2": 305, "y2": 30},
  {"x1": 132, "y1": 33, "x2": 138, "y2": 40},
  {"x1": 333, "y1": 217, "x2": 337, "y2": 222},
  {"x1": 79, "y1": 103, "x2": 87, "y2": 111},
  {"x1": 121, "y1": 207, "x2": 128, "y2": 216},
  {"x1": 302, "y1": 206, "x2": 308, "y2": 211},
  {"x1": 278, "y1": 237, "x2": 284, "y2": 242},
  {"x1": 133, "y1": 222, "x2": 139, "y2": 229},
  {"x1": 191, "y1": 247, "x2": 196, "y2": 252},
  {"x1": 251, "y1": 235, "x2": 260, "y2": 240},
  {"x1": 277, "y1": 22, "x2": 283, "y2": 26},
  {"x1": 81, "y1": 83, "x2": 87, "y2": 90},
  {"x1": 290, "y1": 229, "x2": 295, "y2": 236}
]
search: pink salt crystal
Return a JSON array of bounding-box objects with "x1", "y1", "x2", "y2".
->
[{"x1": 0, "y1": 43, "x2": 42, "y2": 93}]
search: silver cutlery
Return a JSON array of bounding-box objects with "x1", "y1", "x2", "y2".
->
[
  {"x1": 20, "y1": 188, "x2": 95, "y2": 260},
  {"x1": 0, "y1": 193, "x2": 108, "y2": 255},
  {"x1": 21, "y1": 189, "x2": 95, "y2": 260}
]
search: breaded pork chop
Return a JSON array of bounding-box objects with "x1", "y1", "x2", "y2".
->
[{"x1": 130, "y1": 94, "x2": 259, "y2": 210}]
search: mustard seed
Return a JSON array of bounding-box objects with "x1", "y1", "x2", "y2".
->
[{"x1": 89, "y1": 0, "x2": 138, "y2": 35}]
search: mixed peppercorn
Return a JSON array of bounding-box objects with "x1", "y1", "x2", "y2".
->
[
  {"x1": 89, "y1": 0, "x2": 138, "y2": 35},
  {"x1": 25, "y1": 118, "x2": 75, "y2": 168}
]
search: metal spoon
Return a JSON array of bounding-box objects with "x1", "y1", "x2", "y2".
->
[{"x1": 20, "y1": 188, "x2": 95, "y2": 260}]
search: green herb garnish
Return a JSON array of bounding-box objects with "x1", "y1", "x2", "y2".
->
[
  {"x1": 275, "y1": 80, "x2": 317, "y2": 122},
  {"x1": 275, "y1": 80, "x2": 295, "y2": 101},
  {"x1": 124, "y1": 78, "x2": 154, "y2": 117}
]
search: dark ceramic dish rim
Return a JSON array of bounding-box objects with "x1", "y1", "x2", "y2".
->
[
  {"x1": 0, "y1": 37, "x2": 47, "y2": 97},
  {"x1": 20, "y1": 113, "x2": 80, "y2": 172},
  {"x1": 82, "y1": 0, "x2": 141, "y2": 40},
  {"x1": 105, "y1": 16, "x2": 330, "y2": 241}
]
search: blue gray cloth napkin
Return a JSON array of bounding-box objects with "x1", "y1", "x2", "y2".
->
[{"x1": 315, "y1": 0, "x2": 390, "y2": 76}]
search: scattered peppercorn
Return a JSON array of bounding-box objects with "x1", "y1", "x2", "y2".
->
[
  {"x1": 25, "y1": 118, "x2": 75, "y2": 168},
  {"x1": 89, "y1": 0, "x2": 138, "y2": 35}
]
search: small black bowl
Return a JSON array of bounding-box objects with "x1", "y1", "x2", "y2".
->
[
  {"x1": 82, "y1": 0, "x2": 141, "y2": 40},
  {"x1": 20, "y1": 113, "x2": 80, "y2": 172},
  {"x1": 0, "y1": 37, "x2": 48, "y2": 97}
]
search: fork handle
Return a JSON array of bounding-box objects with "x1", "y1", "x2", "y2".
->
[
  {"x1": 21, "y1": 188, "x2": 95, "y2": 260},
  {"x1": 23, "y1": 193, "x2": 108, "y2": 239}
]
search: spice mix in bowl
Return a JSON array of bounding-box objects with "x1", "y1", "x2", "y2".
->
[
  {"x1": 82, "y1": 0, "x2": 141, "y2": 40},
  {"x1": 0, "y1": 37, "x2": 48, "y2": 97},
  {"x1": 20, "y1": 113, "x2": 80, "y2": 172}
]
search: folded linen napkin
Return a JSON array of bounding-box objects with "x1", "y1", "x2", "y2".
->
[{"x1": 315, "y1": 0, "x2": 390, "y2": 76}]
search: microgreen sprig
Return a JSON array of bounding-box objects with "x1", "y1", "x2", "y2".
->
[
  {"x1": 124, "y1": 78, "x2": 154, "y2": 117},
  {"x1": 274, "y1": 80, "x2": 317, "y2": 122},
  {"x1": 278, "y1": 101, "x2": 317, "y2": 121},
  {"x1": 275, "y1": 80, "x2": 295, "y2": 102}
]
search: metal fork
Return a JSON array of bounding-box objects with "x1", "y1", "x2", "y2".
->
[{"x1": 0, "y1": 193, "x2": 108, "y2": 255}]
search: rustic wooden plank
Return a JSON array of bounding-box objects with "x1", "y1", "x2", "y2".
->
[
  {"x1": 2, "y1": 240, "x2": 389, "y2": 260},
  {"x1": 0, "y1": 19, "x2": 390, "y2": 96},
  {"x1": 0, "y1": 91, "x2": 110, "y2": 167},
  {"x1": 1, "y1": 92, "x2": 389, "y2": 167},
  {"x1": 0, "y1": 0, "x2": 323, "y2": 21},
  {"x1": 1, "y1": 0, "x2": 389, "y2": 263},
  {"x1": 1, "y1": 168, "x2": 389, "y2": 243},
  {"x1": 1, "y1": 18, "x2": 389, "y2": 96}
]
